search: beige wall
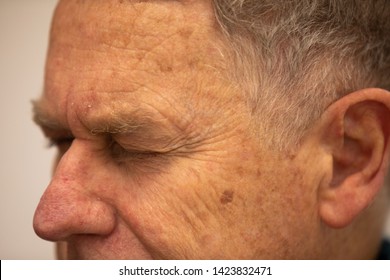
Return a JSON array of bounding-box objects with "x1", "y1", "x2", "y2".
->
[
  {"x1": 0, "y1": 0, "x2": 389, "y2": 260},
  {"x1": 0, "y1": 0, "x2": 58, "y2": 259}
]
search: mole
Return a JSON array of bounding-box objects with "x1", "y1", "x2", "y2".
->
[{"x1": 220, "y1": 190, "x2": 234, "y2": 204}]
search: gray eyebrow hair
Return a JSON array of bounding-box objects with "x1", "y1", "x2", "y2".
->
[
  {"x1": 31, "y1": 99, "x2": 66, "y2": 131},
  {"x1": 32, "y1": 99, "x2": 159, "y2": 135},
  {"x1": 90, "y1": 118, "x2": 144, "y2": 135},
  {"x1": 89, "y1": 108, "x2": 179, "y2": 136}
]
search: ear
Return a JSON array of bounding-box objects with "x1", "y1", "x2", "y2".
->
[{"x1": 317, "y1": 88, "x2": 390, "y2": 229}]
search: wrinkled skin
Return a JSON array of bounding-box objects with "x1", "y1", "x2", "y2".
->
[{"x1": 33, "y1": 0, "x2": 323, "y2": 259}]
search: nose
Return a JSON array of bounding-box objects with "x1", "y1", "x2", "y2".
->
[{"x1": 33, "y1": 141, "x2": 116, "y2": 241}]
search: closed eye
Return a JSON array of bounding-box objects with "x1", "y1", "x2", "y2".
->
[{"x1": 109, "y1": 140, "x2": 160, "y2": 160}]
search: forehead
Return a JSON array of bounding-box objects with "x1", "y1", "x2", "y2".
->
[{"x1": 40, "y1": 0, "x2": 232, "y2": 130}]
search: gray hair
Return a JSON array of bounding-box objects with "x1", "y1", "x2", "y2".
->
[{"x1": 212, "y1": 0, "x2": 390, "y2": 150}]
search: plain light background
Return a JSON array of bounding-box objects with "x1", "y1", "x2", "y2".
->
[
  {"x1": 0, "y1": 0, "x2": 58, "y2": 259},
  {"x1": 0, "y1": 0, "x2": 390, "y2": 260}
]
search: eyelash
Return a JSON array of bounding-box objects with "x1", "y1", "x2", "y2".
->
[
  {"x1": 109, "y1": 140, "x2": 160, "y2": 160},
  {"x1": 47, "y1": 137, "x2": 74, "y2": 152},
  {"x1": 47, "y1": 137, "x2": 162, "y2": 163}
]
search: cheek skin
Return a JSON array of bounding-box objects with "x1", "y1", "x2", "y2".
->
[
  {"x1": 90, "y1": 137, "x2": 257, "y2": 259},
  {"x1": 102, "y1": 134, "x2": 319, "y2": 259}
]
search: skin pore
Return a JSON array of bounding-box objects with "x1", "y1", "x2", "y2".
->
[{"x1": 32, "y1": 0, "x2": 390, "y2": 259}]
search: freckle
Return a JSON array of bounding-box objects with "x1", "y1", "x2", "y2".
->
[
  {"x1": 179, "y1": 28, "x2": 193, "y2": 39},
  {"x1": 159, "y1": 64, "x2": 173, "y2": 72},
  {"x1": 188, "y1": 57, "x2": 200, "y2": 68},
  {"x1": 135, "y1": 52, "x2": 144, "y2": 61},
  {"x1": 286, "y1": 152, "x2": 297, "y2": 160},
  {"x1": 256, "y1": 169, "x2": 262, "y2": 176},
  {"x1": 220, "y1": 190, "x2": 234, "y2": 205}
]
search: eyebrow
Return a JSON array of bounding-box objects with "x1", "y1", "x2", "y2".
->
[
  {"x1": 32, "y1": 100, "x2": 66, "y2": 131},
  {"x1": 32, "y1": 99, "x2": 181, "y2": 137}
]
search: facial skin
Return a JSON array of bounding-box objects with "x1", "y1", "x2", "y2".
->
[{"x1": 33, "y1": 0, "x2": 389, "y2": 259}]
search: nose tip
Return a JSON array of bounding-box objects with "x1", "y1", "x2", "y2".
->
[{"x1": 33, "y1": 184, "x2": 116, "y2": 241}]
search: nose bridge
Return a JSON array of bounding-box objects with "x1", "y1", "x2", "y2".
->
[
  {"x1": 53, "y1": 140, "x2": 90, "y2": 184},
  {"x1": 33, "y1": 141, "x2": 116, "y2": 241}
]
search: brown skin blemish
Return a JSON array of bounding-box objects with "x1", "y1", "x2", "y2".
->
[
  {"x1": 220, "y1": 190, "x2": 234, "y2": 204},
  {"x1": 179, "y1": 28, "x2": 194, "y2": 39},
  {"x1": 286, "y1": 152, "x2": 297, "y2": 160},
  {"x1": 159, "y1": 64, "x2": 173, "y2": 72}
]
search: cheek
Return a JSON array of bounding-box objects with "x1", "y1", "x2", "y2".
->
[
  {"x1": 93, "y1": 143, "x2": 318, "y2": 259},
  {"x1": 111, "y1": 157, "x2": 259, "y2": 259},
  {"x1": 114, "y1": 168, "x2": 210, "y2": 257},
  {"x1": 255, "y1": 165, "x2": 320, "y2": 258}
]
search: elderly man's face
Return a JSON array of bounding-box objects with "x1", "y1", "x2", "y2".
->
[{"x1": 33, "y1": 0, "x2": 321, "y2": 259}]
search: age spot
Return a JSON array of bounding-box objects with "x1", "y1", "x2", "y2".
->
[{"x1": 220, "y1": 190, "x2": 234, "y2": 204}]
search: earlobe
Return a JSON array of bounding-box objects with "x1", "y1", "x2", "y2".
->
[{"x1": 318, "y1": 88, "x2": 390, "y2": 229}]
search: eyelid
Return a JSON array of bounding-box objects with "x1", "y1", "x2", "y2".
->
[{"x1": 109, "y1": 139, "x2": 161, "y2": 160}]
